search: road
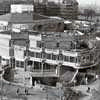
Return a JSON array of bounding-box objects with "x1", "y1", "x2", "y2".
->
[
  {"x1": 0, "y1": 79, "x2": 61, "y2": 100},
  {"x1": 72, "y1": 79, "x2": 100, "y2": 100}
]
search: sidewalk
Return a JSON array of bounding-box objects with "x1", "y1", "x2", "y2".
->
[
  {"x1": 72, "y1": 79, "x2": 100, "y2": 100},
  {"x1": 2, "y1": 67, "x2": 32, "y2": 88},
  {"x1": 13, "y1": 67, "x2": 32, "y2": 88}
]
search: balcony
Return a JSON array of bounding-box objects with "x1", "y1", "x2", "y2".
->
[{"x1": 30, "y1": 69, "x2": 60, "y2": 77}]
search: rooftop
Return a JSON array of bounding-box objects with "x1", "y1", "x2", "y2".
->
[{"x1": 0, "y1": 12, "x2": 51, "y2": 23}]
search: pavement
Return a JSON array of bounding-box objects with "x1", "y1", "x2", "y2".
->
[
  {"x1": 72, "y1": 79, "x2": 100, "y2": 100},
  {"x1": 0, "y1": 67, "x2": 62, "y2": 100},
  {"x1": 0, "y1": 79, "x2": 61, "y2": 100}
]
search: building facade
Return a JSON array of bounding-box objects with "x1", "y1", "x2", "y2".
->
[{"x1": 34, "y1": 0, "x2": 79, "y2": 20}]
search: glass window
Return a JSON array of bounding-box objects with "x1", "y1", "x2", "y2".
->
[
  {"x1": 52, "y1": 54, "x2": 57, "y2": 60},
  {"x1": 20, "y1": 61, "x2": 24, "y2": 68},
  {"x1": 36, "y1": 52, "x2": 41, "y2": 58},
  {"x1": 77, "y1": 56, "x2": 81, "y2": 63},
  {"x1": 56, "y1": 42, "x2": 60, "y2": 48},
  {"x1": 37, "y1": 41, "x2": 42, "y2": 48},
  {"x1": 16, "y1": 61, "x2": 24, "y2": 68},
  {"x1": 58, "y1": 54, "x2": 63, "y2": 61},
  {"x1": 70, "y1": 56, "x2": 75, "y2": 63},
  {"x1": 74, "y1": 57, "x2": 77, "y2": 63},
  {"x1": 46, "y1": 54, "x2": 51, "y2": 59},
  {"x1": 16, "y1": 61, "x2": 20, "y2": 67},
  {"x1": 64, "y1": 56, "x2": 69, "y2": 62},
  {"x1": 86, "y1": 56, "x2": 90, "y2": 62},
  {"x1": 27, "y1": 60, "x2": 33, "y2": 66},
  {"x1": 29, "y1": 51, "x2": 35, "y2": 57}
]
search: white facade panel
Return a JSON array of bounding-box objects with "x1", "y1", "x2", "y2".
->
[
  {"x1": 14, "y1": 45, "x2": 25, "y2": 61},
  {"x1": 0, "y1": 46, "x2": 9, "y2": 59},
  {"x1": 11, "y1": 4, "x2": 34, "y2": 13},
  {"x1": 0, "y1": 21, "x2": 8, "y2": 32},
  {"x1": 30, "y1": 35, "x2": 41, "y2": 48}
]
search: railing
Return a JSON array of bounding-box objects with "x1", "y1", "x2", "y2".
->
[
  {"x1": 31, "y1": 69, "x2": 56, "y2": 72},
  {"x1": 30, "y1": 69, "x2": 59, "y2": 77}
]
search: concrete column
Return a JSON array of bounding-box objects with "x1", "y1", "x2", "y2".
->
[
  {"x1": 30, "y1": 76, "x2": 33, "y2": 86},
  {"x1": 41, "y1": 61, "x2": 44, "y2": 73}
]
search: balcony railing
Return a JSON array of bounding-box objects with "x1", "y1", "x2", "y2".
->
[{"x1": 30, "y1": 69, "x2": 59, "y2": 77}]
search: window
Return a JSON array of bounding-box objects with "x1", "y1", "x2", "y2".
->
[
  {"x1": 86, "y1": 56, "x2": 90, "y2": 62},
  {"x1": 52, "y1": 54, "x2": 57, "y2": 60},
  {"x1": 64, "y1": 56, "x2": 69, "y2": 62},
  {"x1": 16, "y1": 61, "x2": 24, "y2": 68},
  {"x1": 27, "y1": 60, "x2": 33, "y2": 66},
  {"x1": 58, "y1": 54, "x2": 63, "y2": 61},
  {"x1": 24, "y1": 50, "x2": 26, "y2": 56},
  {"x1": 37, "y1": 41, "x2": 42, "y2": 48},
  {"x1": 56, "y1": 42, "x2": 60, "y2": 48},
  {"x1": 46, "y1": 54, "x2": 51, "y2": 59},
  {"x1": 36, "y1": 53, "x2": 41, "y2": 58},
  {"x1": 29, "y1": 51, "x2": 35, "y2": 57},
  {"x1": 38, "y1": 25, "x2": 42, "y2": 31},
  {"x1": 81, "y1": 56, "x2": 86, "y2": 64},
  {"x1": 20, "y1": 61, "x2": 24, "y2": 68},
  {"x1": 70, "y1": 56, "x2": 75, "y2": 63}
]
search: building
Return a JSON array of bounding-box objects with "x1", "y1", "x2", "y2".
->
[
  {"x1": 5, "y1": 29, "x2": 97, "y2": 85},
  {"x1": 0, "y1": 12, "x2": 64, "y2": 32},
  {"x1": 60, "y1": 0, "x2": 79, "y2": 19},
  {"x1": 34, "y1": 0, "x2": 79, "y2": 20},
  {"x1": 11, "y1": 4, "x2": 34, "y2": 13},
  {"x1": 0, "y1": 27, "x2": 98, "y2": 85}
]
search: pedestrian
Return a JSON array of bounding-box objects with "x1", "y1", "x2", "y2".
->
[
  {"x1": 25, "y1": 88, "x2": 28, "y2": 95},
  {"x1": 16, "y1": 88, "x2": 20, "y2": 95},
  {"x1": 87, "y1": 87, "x2": 90, "y2": 93}
]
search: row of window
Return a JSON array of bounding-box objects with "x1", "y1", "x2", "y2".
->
[{"x1": 28, "y1": 51, "x2": 78, "y2": 63}]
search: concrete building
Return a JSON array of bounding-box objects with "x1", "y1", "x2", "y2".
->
[
  {"x1": 11, "y1": 4, "x2": 34, "y2": 13},
  {"x1": 0, "y1": 13, "x2": 33, "y2": 32},
  {"x1": 8, "y1": 30, "x2": 98, "y2": 85},
  {"x1": 0, "y1": 27, "x2": 98, "y2": 85},
  {"x1": 60, "y1": 0, "x2": 79, "y2": 19},
  {"x1": 34, "y1": 0, "x2": 79, "y2": 20},
  {"x1": 0, "y1": 12, "x2": 64, "y2": 32}
]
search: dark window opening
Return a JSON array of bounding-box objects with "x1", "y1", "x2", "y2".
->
[
  {"x1": 52, "y1": 54, "x2": 57, "y2": 60},
  {"x1": 56, "y1": 42, "x2": 60, "y2": 48},
  {"x1": 64, "y1": 56, "x2": 69, "y2": 62},
  {"x1": 46, "y1": 54, "x2": 51, "y2": 59},
  {"x1": 36, "y1": 53, "x2": 41, "y2": 58},
  {"x1": 70, "y1": 57, "x2": 75, "y2": 63},
  {"x1": 38, "y1": 25, "x2": 42, "y2": 31},
  {"x1": 28, "y1": 60, "x2": 33, "y2": 66},
  {"x1": 37, "y1": 41, "x2": 42, "y2": 48}
]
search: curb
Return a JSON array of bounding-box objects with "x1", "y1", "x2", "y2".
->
[{"x1": 2, "y1": 78, "x2": 32, "y2": 88}]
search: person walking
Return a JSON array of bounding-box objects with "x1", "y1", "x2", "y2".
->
[
  {"x1": 25, "y1": 88, "x2": 28, "y2": 95},
  {"x1": 16, "y1": 88, "x2": 20, "y2": 95}
]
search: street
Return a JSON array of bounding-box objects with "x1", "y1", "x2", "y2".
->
[{"x1": 0, "y1": 79, "x2": 61, "y2": 100}]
